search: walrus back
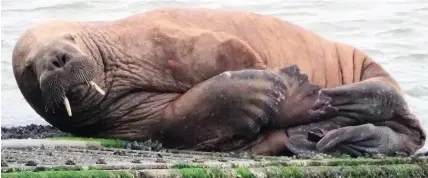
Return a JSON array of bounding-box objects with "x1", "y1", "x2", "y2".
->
[{"x1": 122, "y1": 8, "x2": 383, "y2": 89}]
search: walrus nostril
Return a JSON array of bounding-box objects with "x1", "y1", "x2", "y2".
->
[
  {"x1": 52, "y1": 60, "x2": 61, "y2": 68},
  {"x1": 48, "y1": 53, "x2": 70, "y2": 69}
]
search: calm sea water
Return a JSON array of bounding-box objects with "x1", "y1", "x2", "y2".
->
[{"x1": 1, "y1": 0, "x2": 427, "y2": 150}]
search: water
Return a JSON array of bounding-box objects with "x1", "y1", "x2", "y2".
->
[{"x1": 1, "y1": 0, "x2": 428, "y2": 150}]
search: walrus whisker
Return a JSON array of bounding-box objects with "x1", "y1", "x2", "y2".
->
[
  {"x1": 64, "y1": 96, "x2": 72, "y2": 117},
  {"x1": 89, "y1": 81, "x2": 105, "y2": 95}
]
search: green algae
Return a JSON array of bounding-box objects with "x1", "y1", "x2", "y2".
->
[
  {"x1": 50, "y1": 137, "x2": 127, "y2": 148},
  {"x1": 178, "y1": 168, "x2": 210, "y2": 178},
  {"x1": 172, "y1": 163, "x2": 206, "y2": 169},
  {"x1": 50, "y1": 136, "x2": 164, "y2": 151},
  {"x1": 206, "y1": 168, "x2": 231, "y2": 178},
  {"x1": 176, "y1": 167, "x2": 234, "y2": 178},
  {"x1": 281, "y1": 166, "x2": 304, "y2": 178},
  {"x1": 172, "y1": 164, "x2": 428, "y2": 178},
  {"x1": 1, "y1": 170, "x2": 133, "y2": 178},
  {"x1": 2, "y1": 163, "x2": 428, "y2": 178},
  {"x1": 236, "y1": 167, "x2": 256, "y2": 178}
]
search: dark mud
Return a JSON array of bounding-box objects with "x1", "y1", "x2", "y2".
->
[{"x1": 1, "y1": 124, "x2": 70, "y2": 139}]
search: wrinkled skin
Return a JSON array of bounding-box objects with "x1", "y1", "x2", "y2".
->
[{"x1": 12, "y1": 8, "x2": 425, "y2": 157}]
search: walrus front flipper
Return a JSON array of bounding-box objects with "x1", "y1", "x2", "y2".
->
[
  {"x1": 322, "y1": 80, "x2": 409, "y2": 123},
  {"x1": 157, "y1": 69, "x2": 289, "y2": 150},
  {"x1": 274, "y1": 65, "x2": 337, "y2": 128}
]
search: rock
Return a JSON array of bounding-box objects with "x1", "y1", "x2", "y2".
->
[
  {"x1": 113, "y1": 150, "x2": 126, "y2": 156},
  {"x1": 155, "y1": 158, "x2": 166, "y2": 163},
  {"x1": 218, "y1": 158, "x2": 228, "y2": 162},
  {"x1": 25, "y1": 160, "x2": 37, "y2": 166},
  {"x1": 192, "y1": 157, "x2": 205, "y2": 163},
  {"x1": 372, "y1": 153, "x2": 386, "y2": 159},
  {"x1": 65, "y1": 160, "x2": 76, "y2": 165},
  {"x1": 156, "y1": 153, "x2": 163, "y2": 158},
  {"x1": 96, "y1": 158, "x2": 106, "y2": 164},
  {"x1": 1, "y1": 124, "x2": 70, "y2": 139},
  {"x1": 131, "y1": 159, "x2": 141, "y2": 163},
  {"x1": 1, "y1": 161, "x2": 8, "y2": 167}
]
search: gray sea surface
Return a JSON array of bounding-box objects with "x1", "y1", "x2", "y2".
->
[{"x1": 1, "y1": 0, "x2": 428, "y2": 150}]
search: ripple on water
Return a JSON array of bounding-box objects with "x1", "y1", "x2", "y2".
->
[
  {"x1": 393, "y1": 53, "x2": 428, "y2": 62},
  {"x1": 375, "y1": 28, "x2": 422, "y2": 37},
  {"x1": 1, "y1": 0, "x2": 91, "y2": 12},
  {"x1": 405, "y1": 85, "x2": 428, "y2": 99}
]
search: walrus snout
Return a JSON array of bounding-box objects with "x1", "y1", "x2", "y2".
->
[
  {"x1": 31, "y1": 39, "x2": 103, "y2": 117},
  {"x1": 38, "y1": 55, "x2": 99, "y2": 115}
]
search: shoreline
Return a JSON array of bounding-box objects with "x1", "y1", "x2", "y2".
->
[
  {"x1": 2, "y1": 124, "x2": 428, "y2": 178},
  {"x1": 2, "y1": 124, "x2": 428, "y2": 155}
]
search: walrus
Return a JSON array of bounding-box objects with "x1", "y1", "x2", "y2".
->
[{"x1": 12, "y1": 8, "x2": 425, "y2": 157}]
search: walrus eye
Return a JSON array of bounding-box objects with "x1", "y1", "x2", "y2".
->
[{"x1": 25, "y1": 57, "x2": 34, "y2": 68}]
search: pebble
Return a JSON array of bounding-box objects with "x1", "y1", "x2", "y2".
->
[
  {"x1": 65, "y1": 160, "x2": 76, "y2": 165},
  {"x1": 155, "y1": 158, "x2": 166, "y2": 163},
  {"x1": 1, "y1": 124, "x2": 69, "y2": 139},
  {"x1": 372, "y1": 154, "x2": 386, "y2": 159},
  {"x1": 1, "y1": 161, "x2": 8, "y2": 167},
  {"x1": 113, "y1": 150, "x2": 126, "y2": 156},
  {"x1": 131, "y1": 159, "x2": 141, "y2": 163},
  {"x1": 218, "y1": 158, "x2": 228, "y2": 162},
  {"x1": 96, "y1": 158, "x2": 106, "y2": 164},
  {"x1": 25, "y1": 160, "x2": 37, "y2": 166},
  {"x1": 192, "y1": 157, "x2": 205, "y2": 163}
]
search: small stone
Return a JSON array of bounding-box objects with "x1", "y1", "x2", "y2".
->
[
  {"x1": 131, "y1": 159, "x2": 141, "y2": 163},
  {"x1": 192, "y1": 157, "x2": 204, "y2": 163},
  {"x1": 96, "y1": 159, "x2": 106, "y2": 164},
  {"x1": 65, "y1": 160, "x2": 76, "y2": 165},
  {"x1": 46, "y1": 152, "x2": 53, "y2": 156},
  {"x1": 372, "y1": 153, "x2": 385, "y2": 159},
  {"x1": 218, "y1": 158, "x2": 228, "y2": 162},
  {"x1": 1, "y1": 161, "x2": 8, "y2": 167},
  {"x1": 25, "y1": 160, "x2": 37, "y2": 166},
  {"x1": 156, "y1": 153, "x2": 163, "y2": 158},
  {"x1": 311, "y1": 154, "x2": 325, "y2": 160},
  {"x1": 253, "y1": 157, "x2": 262, "y2": 161},
  {"x1": 155, "y1": 158, "x2": 166, "y2": 163},
  {"x1": 113, "y1": 150, "x2": 126, "y2": 156}
]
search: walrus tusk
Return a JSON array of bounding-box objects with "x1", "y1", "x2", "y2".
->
[
  {"x1": 90, "y1": 81, "x2": 105, "y2": 95},
  {"x1": 64, "y1": 97, "x2": 72, "y2": 117}
]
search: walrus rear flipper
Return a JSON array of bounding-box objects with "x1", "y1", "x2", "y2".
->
[
  {"x1": 319, "y1": 61, "x2": 426, "y2": 155},
  {"x1": 284, "y1": 116, "x2": 358, "y2": 158},
  {"x1": 284, "y1": 115, "x2": 424, "y2": 157},
  {"x1": 314, "y1": 118, "x2": 425, "y2": 157}
]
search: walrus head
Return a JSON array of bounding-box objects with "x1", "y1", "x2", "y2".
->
[
  {"x1": 25, "y1": 35, "x2": 103, "y2": 116},
  {"x1": 12, "y1": 28, "x2": 113, "y2": 135}
]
